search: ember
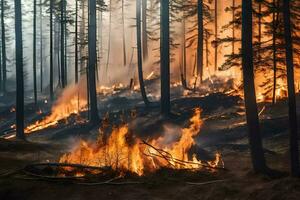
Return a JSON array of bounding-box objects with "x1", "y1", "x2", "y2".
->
[{"x1": 60, "y1": 109, "x2": 224, "y2": 176}]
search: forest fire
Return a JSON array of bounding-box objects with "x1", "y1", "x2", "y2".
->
[
  {"x1": 97, "y1": 83, "x2": 126, "y2": 96},
  {"x1": 25, "y1": 84, "x2": 88, "y2": 134},
  {"x1": 59, "y1": 109, "x2": 224, "y2": 176}
]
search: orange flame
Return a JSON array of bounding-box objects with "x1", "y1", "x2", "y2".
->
[
  {"x1": 59, "y1": 109, "x2": 224, "y2": 176},
  {"x1": 25, "y1": 83, "x2": 88, "y2": 134}
]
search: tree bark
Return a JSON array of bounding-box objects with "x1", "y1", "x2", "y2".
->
[
  {"x1": 1, "y1": 0, "x2": 6, "y2": 93},
  {"x1": 142, "y1": 0, "x2": 148, "y2": 61},
  {"x1": 33, "y1": 0, "x2": 37, "y2": 104},
  {"x1": 75, "y1": 0, "x2": 79, "y2": 83},
  {"x1": 214, "y1": 0, "x2": 218, "y2": 72},
  {"x1": 14, "y1": 0, "x2": 25, "y2": 140},
  {"x1": 242, "y1": 0, "x2": 266, "y2": 173},
  {"x1": 60, "y1": 0, "x2": 65, "y2": 88},
  {"x1": 50, "y1": 0, "x2": 54, "y2": 101},
  {"x1": 105, "y1": 0, "x2": 112, "y2": 75},
  {"x1": 0, "y1": 35, "x2": 2, "y2": 93},
  {"x1": 272, "y1": 0, "x2": 279, "y2": 104},
  {"x1": 40, "y1": 0, "x2": 43, "y2": 93},
  {"x1": 197, "y1": 0, "x2": 204, "y2": 84},
  {"x1": 122, "y1": 0, "x2": 127, "y2": 66},
  {"x1": 232, "y1": 0, "x2": 235, "y2": 54},
  {"x1": 283, "y1": 0, "x2": 300, "y2": 177},
  {"x1": 160, "y1": 0, "x2": 170, "y2": 115},
  {"x1": 88, "y1": 0, "x2": 100, "y2": 125},
  {"x1": 136, "y1": 0, "x2": 149, "y2": 106}
]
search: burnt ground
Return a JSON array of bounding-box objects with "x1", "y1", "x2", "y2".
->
[{"x1": 0, "y1": 87, "x2": 300, "y2": 199}]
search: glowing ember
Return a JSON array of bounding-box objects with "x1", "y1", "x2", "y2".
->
[
  {"x1": 60, "y1": 109, "x2": 224, "y2": 176},
  {"x1": 97, "y1": 83, "x2": 126, "y2": 96},
  {"x1": 146, "y1": 71, "x2": 155, "y2": 80},
  {"x1": 25, "y1": 83, "x2": 88, "y2": 134}
]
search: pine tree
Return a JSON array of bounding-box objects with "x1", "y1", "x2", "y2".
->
[
  {"x1": 1, "y1": 0, "x2": 7, "y2": 93},
  {"x1": 33, "y1": 0, "x2": 38, "y2": 104},
  {"x1": 49, "y1": 0, "x2": 54, "y2": 101},
  {"x1": 14, "y1": 0, "x2": 25, "y2": 140},
  {"x1": 136, "y1": 0, "x2": 150, "y2": 105},
  {"x1": 160, "y1": 0, "x2": 170, "y2": 115},
  {"x1": 242, "y1": 0, "x2": 266, "y2": 173},
  {"x1": 283, "y1": 0, "x2": 300, "y2": 177},
  {"x1": 88, "y1": 0, "x2": 100, "y2": 124}
]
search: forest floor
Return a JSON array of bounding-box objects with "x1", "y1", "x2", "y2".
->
[{"x1": 0, "y1": 83, "x2": 300, "y2": 199}]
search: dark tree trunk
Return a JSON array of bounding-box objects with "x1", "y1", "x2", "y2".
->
[
  {"x1": 214, "y1": 0, "x2": 218, "y2": 72},
  {"x1": 60, "y1": 0, "x2": 65, "y2": 88},
  {"x1": 242, "y1": 0, "x2": 266, "y2": 173},
  {"x1": 64, "y1": 1, "x2": 67, "y2": 85},
  {"x1": 181, "y1": 10, "x2": 187, "y2": 89},
  {"x1": 105, "y1": 0, "x2": 112, "y2": 75},
  {"x1": 50, "y1": 0, "x2": 54, "y2": 101},
  {"x1": 88, "y1": 0, "x2": 100, "y2": 125},
  {"x1": 79, "y1": 0, "x2": 86, "y2": 74},
  {"x1": 14, "y1": 0, "x2": 25, "y2": 140},
  {"x1": 0, "y1": 38, "x2": 2, "y2": 93},
  {"x1": 33, "y1": 0, "x2": 37, "y2": 104},
  {"x1": 1, "y1": 0, "x2": 6, "y2": 93},
  {"x1": 283, "y1": 0, "x2": 300, "y2": 177},
  {"x1": 197, "y1": 0, "x2": 204, "y2": 84},
  {"x1": 56, "y1": 20, "x2": 61, "y2": 86},
  {"x1": 122, "y1": 0, "x2": 127, "y2": 66},
  {"x1": 142, "y1": 0, "x2": 148, "y2": 61},
  {"x1": 136, "y1": 0, "x2": 149, "y2": 106},
  {"x1": 258, "y1": 1, "x2": 262, "y2": 50},
  {"x1": 75, "y1": 0, "x2": 79, "y2": 83},
  {"x1": 272, "y1": 0, "x2": 279, "y2": 104},
  {"x1": 40, "y1": 0, "x2": 43, "y2": 93},
  {"x1": 232, "y1": 0, "x2": 235, "y2": 54},
  {"x1": 160, "y1": 0, "x2": 170, "y2": 115},
  {"x1": 97, "y1": 9, "x2": 103, "y2": 81}
]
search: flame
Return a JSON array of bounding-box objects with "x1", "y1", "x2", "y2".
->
[
  {"x1": 60, "y1": 108, "x2": 224, "y2": 176},
  {"x1": 97, "y1": 83, "x2": 126, "y2": 96},
  {"x1": 146, "y1": 71, "x2": 155, "y2": 80},
  {"x1": 25, "y1": 82, "x2": 88, "y2": 134}
]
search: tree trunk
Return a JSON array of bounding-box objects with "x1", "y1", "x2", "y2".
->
[
  {"x1": 79, "y1": 0, "x2": 86, "y2": 74},
  {"x1": 33, "y1": 0, "x2": 37, "y2": 104},
  {"x1": 60, "y1": 0, "x2": 65, "y2": 88},
  {"x1": 122, "y1": 0, "x2": 127, "y2": 66},
  {"x1": 14, "y1": 0, "x2": 25, "y2": 140},
  {"x1": 136, "y1": 0, "x2": 149, "y2": 106},
  {"x1": 64, "y1": 1, "x2": 67, "y2": 85},
  {"x1": 258, "y1": 1, "x2": 262, "y2": 51},
  {"x1": 214, "y1": 0, "x2": 218, "y2": 72},
  {"x1": 160, "y1": 0, "x2": 170, "y2": 115},
  {"x1": 0, "y1": 37, "x2": 2, "y2": 93},
  {"x1": 50, "y1": 0, "x2": 54, "y2": 100},
  {"x1": 181, "y1": 9, "x2": 187, "y2": 89},
  {"x1": 105, "y1": 0, "x2": 112, "y2": 75},
  {"x1": 88, "y1": 0, "x2": 100, "y2": 125},
  {"x1": 232, "y1": 0, "x2": 235, "y2": 54},
  {"x1": 75, "y1": 0, "x2": 79, "y2": 83},
  {"x1": 142, "y1": 0, "x2": 148, "y2": 61},
  {"x1": 242, "y1": 0, "x2": 266, "y2": 173},
  {"x1": 272, "y1": 0, "x2": 278, "y2": 105},
  {"x1": 1, "y1": 0, "x2": 6, "y2": 93},
  {"x1": 197, "y1": 0, "x2": 204, "y2": 84},
  {"x1": 283, "y1": 0, "x2": 300, "y2": 177},
  {"x1": 40, "y1": 0, "x2": 43, "y2": 93}
]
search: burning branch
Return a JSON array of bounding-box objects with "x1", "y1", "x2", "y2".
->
[{"x1": 142, "y1": 140, "x2": 225, "y2": 171}]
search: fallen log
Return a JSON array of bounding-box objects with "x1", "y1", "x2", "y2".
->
[{"x1": 186, "y1": 179, "x2": 228, "y2": 186}]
